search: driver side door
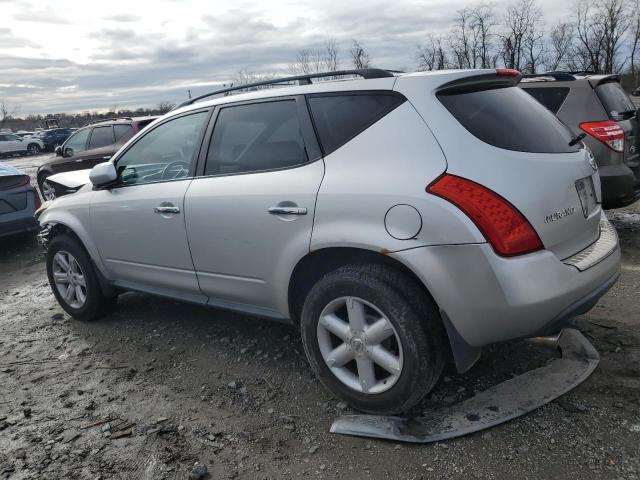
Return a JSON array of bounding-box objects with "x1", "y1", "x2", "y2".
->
[{"x1": 90, "y1": 109, "x2": 211, "y2": 302}]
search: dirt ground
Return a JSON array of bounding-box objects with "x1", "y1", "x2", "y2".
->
[{"x1": 1, "y1": 154, "x2": 639, "y2": 479}]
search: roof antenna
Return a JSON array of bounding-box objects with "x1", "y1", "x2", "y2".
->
[{"x1": 188, "y1": 89, "x2": 192, "y2": 99}]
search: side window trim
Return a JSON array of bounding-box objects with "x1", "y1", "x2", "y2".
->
[
  {"x1": 194, "y1": 95, "x2": 321, "y2": 178},
  {"x1": 109, "y1": 108, "x2": 213, "y2": 189}
]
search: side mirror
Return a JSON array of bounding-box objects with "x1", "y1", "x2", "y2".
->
[
  {"x1": 55, "y1": 146, "x2": 63, "y2": 156},
  {"x1": 89, "y1": 162, "x2": 117, "y2": 188}
]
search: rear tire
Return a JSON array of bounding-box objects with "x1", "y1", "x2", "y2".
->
[
  {"x1": 27, "y1": 143, "x2": 41, "y2": 155},
  {"x1": 300, "y1": 264, "x2": 446, "y2": 415},
  {"x1": 46, "y1": 234, "x2": 116, "y2": 321}
]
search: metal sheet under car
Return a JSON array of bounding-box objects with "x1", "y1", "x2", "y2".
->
[{"x1": 330, "y1": 329, "x2": 599, "y2": 443}]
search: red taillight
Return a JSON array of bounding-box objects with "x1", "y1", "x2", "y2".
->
[
  {"x1": 579, "y1": 121, "x2": 624, "y2": 152},
  {"x1": 496, "y1": 68, "x2": 521, "y2": 77},
  {"x1": 0, "y1": 174, "x2": 30, "y2": 190},
  {"x1": 427, "y1": 174, "x2": 543, "y2": 257}
]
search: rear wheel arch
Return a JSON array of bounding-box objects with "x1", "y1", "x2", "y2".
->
[{"x1": 288, "y1": 247, "x2": 442, "y2": 325}]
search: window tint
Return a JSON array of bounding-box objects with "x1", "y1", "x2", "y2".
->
[
  {"x1": 205, "y1": 100, "x2": 307, "y2": 176},
  {"x1": 522, "y1": 87, "x2": 570, "y2": 113},
  {"x1": 63, "y1": 128, "x2": 91, "y2": 156},
  {"x1": 596, "y1": 81, "x2": 636, "y2": 118},
  {"x1": 89, "y1": 126, "x2": 115, "y2": 149},
  {"x1": 438, "y1": 86, "x2": 579, "y2": 153},
  {"x1": 307, "y1": 93, "x2": 405, "y2": 155},
  {"x1": 115, "y1": 111, "x2": 207, "y2": 186},
  {"x1": 114, "y1": 124, "x2": 133, "y2": 142}
]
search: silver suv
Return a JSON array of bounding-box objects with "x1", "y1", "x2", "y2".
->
[{"x1": 37, "y1": 68, "x2": 621, "y2": 414}]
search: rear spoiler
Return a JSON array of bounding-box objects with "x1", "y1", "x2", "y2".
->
[
  {"x1": 587, "y1": 74, "x2": 621, "y2": 88},
  {"x1": 436, "y1": 70, "x2": 522, "y2": 95}
]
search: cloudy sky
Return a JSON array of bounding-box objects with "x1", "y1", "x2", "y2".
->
[{"x1": 2, "y1": 0, "x2": 565, "y2": 116}]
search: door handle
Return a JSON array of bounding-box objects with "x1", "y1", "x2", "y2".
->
[
  {"x1": 154, "y1": 206, "x2": 181, "y2": 214},
  {"x1": 268, "y1": 206, "x2": 307, "y2": 215}
]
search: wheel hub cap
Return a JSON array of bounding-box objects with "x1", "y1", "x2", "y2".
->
[
  {"x1": 317, "y1": 296, "x2": 404, "y2": 394},
  {"x1": 52, "y1": 250, "x2": 87, "y2": 309}
]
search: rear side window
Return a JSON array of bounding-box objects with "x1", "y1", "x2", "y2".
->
[
  {"x1": 522, "y1": 87, "x2": 570, "y2": 114},
  {"x1": 205, "y1": 100, "x2": 307, "y2": 176},
  {"x1": 89, "y1": 126, "x2": 115, "y2": 149},
  {"x1": 114, "y1": 124, "x2": 133, "y2": 142},
  {"x1": 596, "y1": 81, "x2": 636, "y2": 118},
  {"x1": 307, "y1": 93, "x2": 405, "y2": 155},
  {"x1": 438, "y1": 86, "x2": 578, "y2": 153}
]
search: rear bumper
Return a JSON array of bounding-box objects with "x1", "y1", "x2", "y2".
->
[
  {"x1": 392, "y1": 219, "x2": 621, "y2": 347},
  {"x1": 599, "y1": 163, "x2": 640, "y2": 208}
]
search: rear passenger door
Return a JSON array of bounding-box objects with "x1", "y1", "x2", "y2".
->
[{"x1": 184, "y1": 97, "x2": 324, "y2": 318}]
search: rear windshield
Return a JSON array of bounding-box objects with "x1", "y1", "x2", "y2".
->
[
  {"x1": 595, "y1": 81, "x2": 636, "y2": 119},
  {"x1": 438, "y1": 86, "x2": 579, "y2": 153}
]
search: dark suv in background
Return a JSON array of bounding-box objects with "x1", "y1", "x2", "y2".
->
[
  {"x1": 37, "y1": 116, "x2": 157, "y2": 199},
  {"x1": 38, "y1": 128, "x2": 74, "y2": 152},
  {"x1": 520, "y1": 72, "x2": 640, "y2": 208}
]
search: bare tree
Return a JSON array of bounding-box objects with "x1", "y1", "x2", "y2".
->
[
  {"x1": 573, "y1": 0, "x2": 630, "y2": 73},
  {"x1": 630, "y1": 0, "x2": 640, "y2": 84},
  {"x1": 448, "y1": 3, "x2": 497, "y2": 69},
  {"x1": 544, "y1": 22, "x2": 574, "y2": 71},
  {"x1": 156, "y1": 101, "x2": 175, "y2": 114},
  {"x1": 324, "y1": 39, "x2": 340, "y2": 71},
  {"x1": 417, "y1": 33, "x2": 448, "y2": 70},
  {"x1": 500, "y1": 0, "x2": 543, "y2": 73},
  {"x1": 350, "y1": 40, "x2": 371, "y2": 69},
  {"x1": 0, "y1": 99, "x2": 17, "y2": 129}
]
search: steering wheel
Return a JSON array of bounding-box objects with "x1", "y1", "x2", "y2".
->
[{"x1": 162, "y1": 160, "x2": 190, "y2": 180}]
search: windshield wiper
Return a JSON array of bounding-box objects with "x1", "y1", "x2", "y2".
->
[{"x1": 568, "y1": 132, "x2": 586, "y2": 146}]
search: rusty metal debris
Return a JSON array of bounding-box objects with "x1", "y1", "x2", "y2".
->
[{"x1": 330, "y1": 328, "x2": 599, "y2": 443}]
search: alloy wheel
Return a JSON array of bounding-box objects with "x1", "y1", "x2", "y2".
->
[
  {"x1": 28, "y1": 144, "x2": 40, "y2": 155},
  {"x1": 42, "y1": 181, "x2": 56, "y2": 201},
  {"x1": 52, "y1": 250, "x2": 87, "y2": 309},
  {"x1": 317, "y1": 296, "x2": 403, "y2": 394}
]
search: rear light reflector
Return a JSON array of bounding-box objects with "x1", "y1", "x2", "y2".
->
[
  {"x1": 34, "y1": 190, "x2": 42, "y2": 210},
  {"x1": 496, "y1": 68, "x2": 521, "y2": 77},
  {"x1": 579, "y1": 121, "x2": 624, "y2": 152},
  {"x1": 427, "y1": 174, "x2": 543, "y2": 257},
  {"x1": 0, "y1": 174, "x2": 30, "y2": 190}
]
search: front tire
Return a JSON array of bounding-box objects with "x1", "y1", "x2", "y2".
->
[
  {"x1": 300, "y1": 264, "x2": 446, "y2": 415},
  {"x1": 46, "y1": 234, "x2": 116, "y2": 321}
]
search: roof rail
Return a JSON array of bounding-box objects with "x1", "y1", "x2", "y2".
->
[
  {"x1": 521, "y1": 71, "x2": 576, "y2": 81},
  {"x1": 82, "y1": 117, "x2": 133, "y2": 127},
  {"x1": 175, "y1": 68, "x2": 399, "y2": 109}
]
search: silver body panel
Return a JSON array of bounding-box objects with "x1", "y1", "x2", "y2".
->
[{"x1": 38, "y1": 69, "x2": 621, "y2": 350}]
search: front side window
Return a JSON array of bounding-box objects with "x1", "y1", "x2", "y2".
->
[
  {"x1": 89, "y1": 126, "x2": 115, "y2": 149},
  {"x1": 205, "y1": 100, "x2": 307, "y2": 176},
  {"x1": 115, "y1": 111, "x2": 207, "y2": 186},
  {"x1": 63, "y1": 128, "x2": 91, "y2": 156}
]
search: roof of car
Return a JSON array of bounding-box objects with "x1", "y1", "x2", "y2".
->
[{"x1": 83, "y1": 115, "x2": 160, "y2": 128}]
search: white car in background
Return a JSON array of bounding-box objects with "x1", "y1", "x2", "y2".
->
[{"x1": 0, "y1": 132, "x2": 44, "y2": 157}]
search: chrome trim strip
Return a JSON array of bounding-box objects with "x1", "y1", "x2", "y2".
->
[{"x1": 563, "y1": 218, "x2": 618, "y2": 271}]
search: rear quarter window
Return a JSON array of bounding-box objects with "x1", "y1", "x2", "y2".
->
[
  {"x1": 522, "y1": 87, "x2": 570, "y2": 114},
  {"x1": 307, "y1": 93, "x2": 405, "y2": 155},
  {"x1": 438, "y1": 86, "x2": 579, "y2": 153}
]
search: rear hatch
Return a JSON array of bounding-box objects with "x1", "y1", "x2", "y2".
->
[
  {"x1": 591, "y1": 76, "x2": 640, "y2": 169},
  {"x1": 396, "y1": 70, "x2": 602, "y2": 260}
]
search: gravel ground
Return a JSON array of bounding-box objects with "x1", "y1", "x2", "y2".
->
[{"x1": 1, "y1": 154, "x2": 639, "y2": 479}]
